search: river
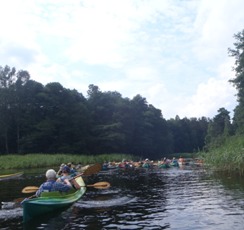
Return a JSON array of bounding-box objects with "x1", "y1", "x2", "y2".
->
[{"x1": 0, "y1": 165, "x2": 244, "y2": 229}]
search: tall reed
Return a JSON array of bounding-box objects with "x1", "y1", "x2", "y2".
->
[{"x1": 201, "y1": 135, "x2": 244, "y2": 175}]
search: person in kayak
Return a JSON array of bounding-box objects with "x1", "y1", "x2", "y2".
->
[
  {"x1": 67, "y1": 162, "x2": 77, "y2": 177},
  {"x1": 56, "y1": 165, "x2": 72, "y2": 184},
  {"x1": 57, "y1": 163, "x2": 66, "y2": 177},
  {"x1": 35, "y1": 169, "x2": 72, "y2": 197}
]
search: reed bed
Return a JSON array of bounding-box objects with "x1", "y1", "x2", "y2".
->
[
  {"x1": 0, "y1": 153, "x2": 136, "y2": 169},
  {"x1": 201, "y1": 135, "x2": 244, "y2": 175}
]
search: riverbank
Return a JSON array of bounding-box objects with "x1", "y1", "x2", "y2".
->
[
  {"x1": 201, "y1": 135, "x2": 244, "y2": 175},
  {"x1": 0, "y1": 152, "x2": 197, "y2": 170},
  {"x1": 0, "y1": 153, "x2": 135, "y2": 169}
]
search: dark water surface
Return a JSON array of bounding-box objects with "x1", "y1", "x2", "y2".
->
[{"x1": 0, "y1": 166, "x2": 244, "y2": 229}]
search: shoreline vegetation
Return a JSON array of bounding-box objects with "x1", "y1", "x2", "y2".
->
[
  {"x1": 1, "y1": 141, "x2": 244, "y2": 176},
  {"x1": 201, "y1": 135, "x2": 244, "y2": 176},
  {"x1": 0, "y1": 153, "x2": 136, "y2": 170},
  {"x1": 0, "y1": 152, "x2": 194, "y2": 170}
]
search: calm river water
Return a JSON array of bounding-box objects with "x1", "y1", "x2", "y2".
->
[{"x1": 0, "y1": 165, "x2": 244, "y2": 230}]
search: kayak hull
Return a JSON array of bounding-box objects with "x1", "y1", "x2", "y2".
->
[
  {"x1": 158, "y1": 164, "x2": 170, "y2": 168},
  {"x1": 170, "y1": 162, "x2": 179, "y2": 167},
  {"x1": 22, "y1": 177, "x2": 86, "y2": 222},
  {"x1": 0, "y1": 172, "x2": 23, "y2": 181}
]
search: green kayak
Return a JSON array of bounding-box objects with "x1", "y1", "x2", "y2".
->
[
  {"x1": 158, "y1": 163, "x2": 170, "y2": 168},
  {"x1": 22, "y1": 177, "x2": 86, "y2": 222}
]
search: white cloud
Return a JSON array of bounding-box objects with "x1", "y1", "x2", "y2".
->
[
  {"x1": 0, "y1": 0, "x2": 243, "y2": 120},
  {"x1": 180, "y1": 59, "x2": 237, "y2": 118},
  {"x1": 193, "y1": 0, "x2": 244, "y2": 63}
]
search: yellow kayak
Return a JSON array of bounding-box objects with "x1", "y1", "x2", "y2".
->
[{"x1": 0, "y1": 172, "x2": 23, "y2": 180}]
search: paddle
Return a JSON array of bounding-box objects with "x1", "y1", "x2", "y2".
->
[
  {"x1": 85, "y1": 181, "x2": 110, "y2": 189},
  {"x1": 22, "y1": 186, "x2": 39, "y2": 193},
  {"x1": 14, "y1": 197, "x2": 27, "y2": 203},
  {"x1": 22, "y1": 181, "x2": 110, "y2": 193},
  {"x1": 77, "y1": 163, "x2": 102, "y2": 177}
]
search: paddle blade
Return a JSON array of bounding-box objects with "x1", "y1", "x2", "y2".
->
[
  {"x1": 82, "y1": 163, "x2": 102, "y2": 176},
  {"x1": 22, "y1": 186, "x2": 39, "y2": 193},
  {"x1": 14, "y1": 197, "x2": 25, "y2": 203},
  {"x1": 87, "y1": 181, "x2": 111, "y2": 189},
  {"x1": 14, "y1": 197, "x2": 26, "y2": 204}
]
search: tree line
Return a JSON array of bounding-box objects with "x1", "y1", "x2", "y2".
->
[
  {"x1": 1, "y1": 29, "x2": 243, "y2": 159},
  {"x1": 0, "y1": 67, "x2": 209, "y2": 159}
]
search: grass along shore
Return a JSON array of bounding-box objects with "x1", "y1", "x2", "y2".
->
[
  {"x1": 2, "y1": 145, "x2": 243, "y2": 174},
  {"x1": 0, "y1": 153, "x2": 195, "y2": 170},
  {"x1": 201, "y1": 135, "x2": 244, "y2": 175},
  {"x1": 0, "y1": 153, "x2": 136, "y2": 170}
]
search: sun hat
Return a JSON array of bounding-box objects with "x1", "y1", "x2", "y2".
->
[{"x1": 46, "y1": 169, "x2": 56, "y2": 179}]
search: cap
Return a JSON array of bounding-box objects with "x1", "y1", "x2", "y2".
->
[
  {"x1": 60, "y1": 163, "x2": 65, "y2": 168},
  {"x1": 62, "y1": 165, "x2": 70, "y2": 173},
  {"x1": 46, "y1": 169, "x2": 56, "y2": 179}
]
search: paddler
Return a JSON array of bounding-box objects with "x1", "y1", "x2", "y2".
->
[{"x1": 35, "y1": 169, "x2": 72, "y2": 197}]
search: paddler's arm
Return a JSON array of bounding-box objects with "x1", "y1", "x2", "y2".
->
[{"x1": 63, "y1": 178, "x2": 72, "y2": 187}]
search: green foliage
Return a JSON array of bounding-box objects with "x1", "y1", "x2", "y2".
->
[
  {"x1": 0, "y1": 66, "x2": 209, "y2": 158},
  {"x1": 0, "y1": 153, "x2": 137, "y2": 169},
  {"x1": 229, "y1": 29, "x2": 244, "y2": 134},
  {"x1": 201, "y1": 135, "x2": 244, "y2": 175},
  {"x1": 205, "y1": 108, "x2": 232, "y2": 150},
  {"x1": 200, "y1": 29, "x2": 244, "y2": 175},
  {"x1": 0, "y1": 65, "x2": 30, "y2": 153},
  {"x1": 167, "y1": 116, "x2": 209, "y2": 153}
]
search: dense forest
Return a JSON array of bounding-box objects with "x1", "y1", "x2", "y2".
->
[{"x1": 0, "y1": 29, "x2": 243, "y2": 160}]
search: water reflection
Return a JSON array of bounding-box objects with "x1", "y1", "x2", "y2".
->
[{"x1": 0, "y1": 166, "x2": 244, "y2": 229}]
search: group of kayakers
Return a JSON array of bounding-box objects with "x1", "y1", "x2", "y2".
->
[
  {"x1": 35, "y1": 156, "x2": 202, "y2": 196},
  {"x1": 101, "y1": 156, "x2": 195, "y2": 170},
  {"x1": 142, "y1": 157, "x2": 183, "y2": 168}
]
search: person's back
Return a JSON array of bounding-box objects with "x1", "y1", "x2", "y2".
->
[
  {"x1": 67, "y1": 163, "x2": 77, "y2": 177},
  {"x1": 36, "y1": 169, "x2": 72, "y2": 197}
]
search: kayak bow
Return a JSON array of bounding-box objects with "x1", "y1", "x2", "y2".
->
[
  {"x1": 21, "y1": 176, "x2": 86, "y2": 222},
  {"x1": 0, "y1": 172, "x2": 23, "y2": 181}
]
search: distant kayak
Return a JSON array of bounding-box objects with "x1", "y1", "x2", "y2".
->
[
  {"x1": 0, "y1": 172, "x2": 23, "y2": 181},
  {"x1": 170, "y1": 161, "x2": 179, "y2": 167},
  {"x1": 158, "y1": 164, "x2": 170, "y2": 169}
]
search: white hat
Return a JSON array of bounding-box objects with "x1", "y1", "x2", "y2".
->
[{"x1": 46, "y1": 169, "x2": 56, "y2": 179}]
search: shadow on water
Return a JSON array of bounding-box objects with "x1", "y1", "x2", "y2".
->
[
  {"x1": 0, "y1": 166, "x2": 244, "y2": 229},
  {"x1": 22, "y1": 207, "x2": 73, "y2": 230}
]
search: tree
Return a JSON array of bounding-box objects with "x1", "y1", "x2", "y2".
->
[
  {"x1": 228, "y1": 29, "x2": 244, "y2": 133},
  {"x1": 167, "y1": 116, "x2": 209, "y2": 154},
  {"x1": 205, "y1": 108, "x2": 232, "y2": 149},
  {"x1": 87, "y1": 85, "x2": 126, "y2": 154},
  {"x1": 0, "y1": 65, "x2": 30, "y2": 154},
  {"x1": 21, "y1": 82, "x2": 89, "y2": 153},
  {"x1": 124, "y1": 95, "x2": 172, "y2": 159}
]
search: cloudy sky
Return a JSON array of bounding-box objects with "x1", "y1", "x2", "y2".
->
[{"x1": 0, "y1": 0, "x2": 243, "y2": 119}]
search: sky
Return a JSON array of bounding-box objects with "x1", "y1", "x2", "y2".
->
[{"x1": 0, "y1": 0, "x2": 243, "y2": 120}]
